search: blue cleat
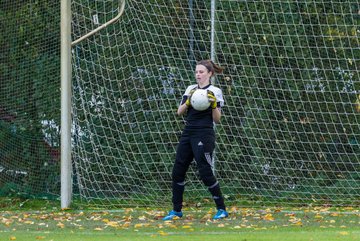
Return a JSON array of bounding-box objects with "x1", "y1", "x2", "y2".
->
[
  {"x1": 162, "y1": 210, "x2": 183, "y2": 221},
  {"x1": 213, "y1": 209, "x2": 228, "y2": 220}
]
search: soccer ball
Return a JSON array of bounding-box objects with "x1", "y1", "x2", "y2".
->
[{"x1": 190, "y1": 89, "x2": 210, "y2": 111}]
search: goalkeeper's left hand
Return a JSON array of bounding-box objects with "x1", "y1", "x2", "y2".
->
[{"x1": 207, "y1": 90, "x2": 217, "y2": 109}]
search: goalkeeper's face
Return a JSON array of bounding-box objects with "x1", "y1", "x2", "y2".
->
[{"x1": 195, "y1": 65, "x2": 212, "y2": 87}]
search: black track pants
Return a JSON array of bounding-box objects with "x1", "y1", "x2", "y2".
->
[{"x1": 171, "y1": 128, "x2": 225, "y2": 211}]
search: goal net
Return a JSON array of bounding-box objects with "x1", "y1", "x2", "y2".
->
[
  {"x1": 0, "y1": 1, "x2": 61, "y2": 198},
  {"x1": 70, "y1": 0, "x2": 359, "y2": 206}
]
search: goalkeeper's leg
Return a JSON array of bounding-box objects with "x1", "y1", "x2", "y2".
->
[
  {"x1": 198, "y1": 163, "x2": 226, "y2": 211},
  {"x1": 191, "y1": 130, "x2": 227, "y2": 214},
  {"x1": 171, "y1": 133, "x2": 193, "y2": 212}
]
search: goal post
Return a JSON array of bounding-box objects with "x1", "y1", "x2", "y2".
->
[
  {"x1": 61, "y1": 0, "x2": 126, "y2": 208},
  {"x1": 60, "y1": 0, "x2": 72, "y2": 209},
  {"x1": 65, "y1": 0, "x2": 359, "y2": 207}
]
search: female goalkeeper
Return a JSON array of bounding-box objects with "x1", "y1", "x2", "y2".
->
[{"x1": 163, "y1": 59, "x2": 228, "y2": 221}]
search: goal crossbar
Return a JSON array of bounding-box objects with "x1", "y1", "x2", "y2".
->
[{"x1": 71, "y1": 0, "x2": 125, "y2": 46}]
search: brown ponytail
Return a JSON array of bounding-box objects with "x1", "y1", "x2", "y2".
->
[{"x1": 197, "y1": 59, "x2": 224, "y2": 76}]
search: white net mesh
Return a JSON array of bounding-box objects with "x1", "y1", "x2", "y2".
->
[
  {"x1": 71, "y1": 0, "x2": 359, "y2": 206},
  {"x1": 0, "y1": 0, "x2": 60, "y2": 198}
]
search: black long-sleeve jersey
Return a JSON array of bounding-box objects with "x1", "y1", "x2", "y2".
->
[{"x1": 180, "y1": 84, "x2": 224, "y2": 129}]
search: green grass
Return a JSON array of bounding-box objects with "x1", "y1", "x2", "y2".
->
[
  {"x1": 0, "y1": 198, "x2": 359, "y2": 241},
  {"x1": 1, "y1": 229, "x2": 360, "y2": 241}
]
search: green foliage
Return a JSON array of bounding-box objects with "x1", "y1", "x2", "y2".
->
[
  {"x1": 1, "y1": 0, "x2": 359, "y2": 205},
  {"x1": 0, "y1": 1, "x2": 60, "y2": 197},
  {"x1": 0, "y1": 121, "x2": 60, "y2": 197},
  {"x1": 214, "y1": 1, "x2": 359, "y2": 203}
]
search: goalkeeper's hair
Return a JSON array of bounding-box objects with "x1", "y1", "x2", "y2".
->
[{"x1": 197, "y1": 59, "x2": 224, "y2": 76}]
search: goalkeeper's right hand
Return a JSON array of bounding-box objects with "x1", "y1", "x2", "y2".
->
[{"x1": 185, "y1": 88, "x2": 197, "y2": 107}]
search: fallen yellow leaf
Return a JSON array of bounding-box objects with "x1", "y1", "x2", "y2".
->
[
  {"x1": 294, "y1": 221, "x2": 303, "y2": 226},
  {"x1": 56, "y1": 222, "x2": 65, "y2": 228},
  {"x1": 122, "y1": 222, "x2": 131, "y2": 228},
  {"x1": 134, "y1": 224, "x2": 143, "y2": 228},
  {"x1": 105, "y1": 221, "x2": 119, "y2": 227},
  {"x1": 263, "y1": 214, "x2": 274, "y2": 221},
  {"x1": 158, "y1": 231, "x2": 169, "y2": 236}
]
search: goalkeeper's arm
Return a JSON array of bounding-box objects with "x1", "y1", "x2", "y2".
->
[
  {"x1": 212, "y1": 107, "x2": 221, "y2": 123},
  {"x1": 177, "y1": 101, "x2": 188, "y2": 116}
]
